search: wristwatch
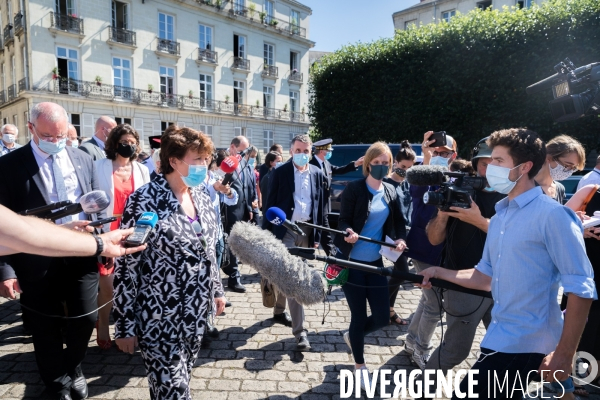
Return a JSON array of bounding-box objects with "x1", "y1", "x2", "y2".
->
[{"x1": 92, "y1": 233, "x2": 104, "y2": 257}]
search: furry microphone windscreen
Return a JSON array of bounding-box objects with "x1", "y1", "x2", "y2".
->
[{"x1": 229, "y1": 222, "x2": 326, "y2": 305}]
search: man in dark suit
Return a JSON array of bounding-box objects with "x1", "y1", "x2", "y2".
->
[
  {"x1": 78, "y1": 116, "x2": 116, "y2": 161},
  {"x1": 309, "y1": 138, "x2": 364, "y2": 254},
  {"x1": 0, "y1": 102, "x2": 105, "y2": 400},
  {"x1": 262, "y1": 134, "x2": 326, "y2": 350},
  {"x1": 223, "y1": 136, "x2": 257, "y2": 293}
]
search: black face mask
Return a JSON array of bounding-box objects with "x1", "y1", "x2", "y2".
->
[{"x1": 117, "y1": 143, "x2": 136, "y2": 158}]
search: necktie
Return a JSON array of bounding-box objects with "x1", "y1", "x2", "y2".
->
[{"x1": 51, "y1": 154, "x2": 71, "y2": 221}]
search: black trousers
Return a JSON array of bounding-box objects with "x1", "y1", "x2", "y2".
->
[{"x1": 19, "y1": 257, "x2": 98, "y2": 395}]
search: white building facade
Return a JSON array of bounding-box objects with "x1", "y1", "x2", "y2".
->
[
  {"x1": 393, "y1": 0, "x2": 536, "y2": 31},
  {"x1": 1, "y1": 0, "x2": 313, "y2": 152}
]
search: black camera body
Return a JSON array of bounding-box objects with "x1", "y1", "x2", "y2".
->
[{"x1": 423, "y1": 172, "x2": 487, "y2": 211}]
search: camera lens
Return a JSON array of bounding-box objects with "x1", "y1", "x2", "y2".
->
[{"x1": 423, "y1": 191, "x2": 444, "y2": 206}]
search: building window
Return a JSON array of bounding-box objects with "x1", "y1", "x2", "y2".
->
[
  {"x1": 234, "y1": 34, "x2": 246, "y2": 59},
  {"x1": 264, "y1": 0, "x2": 274, "y2": 23},
  {"x1": 199, "y1": 74, "x2": 212, "y2": 101},
  {"x1": 11, "y1": 56, "x2": 15, "y2": 86},
  {"x1": 56, "y1": 0, "x2": 75, "y2": 15},
  {"x1": 198, "y1": 124, "x2": 213, "y2": 137},
  {"x1": 289, "y1": 91, "x2": 299, "y2": 112},
  {"x1": 263, "y1": 130, "x2": 274, "y2": 152},
  {"x1": 263, "y1": 86, "x2": 273, "y2": 109},
  {"x1": 290, "y1": 10, "x2": 300, "y2": 33},
  {"x1": 441, "y1": 10, "x2": 455, "y2": 22},
  {"x1": 290, "y1": 51, "x2": 299, "y2": 72},
  {"x1": 23, "y1": 111, "x2": 29, "y2": 138},
  {"x1": 476, "y1": 0, "x2": 492, "y2": 9},
  {"x1": 404, "y1": 19, "x2": 417, "y2": 29},
  {"x1": 199, "y1": 24, "x2": 213, "y2": 50},
  {"x1": 233, "y1": 0, "x2": 245, "y2": 14},
  {"x1": 1, "y1": 64, "x2": 4, "y2": 92},
  {"x1": 516, "y1": 0, "x2": 533, "y2": 8},
  {"x1": 234, "y1": 80, "x2": 245, "y2": 104},
  {"x1": 158, "y1": 12, "x2": 174, "y2": 40},
  {"x1": 69, "y1": 113, "x2": 81, "y2": 136},
  {"x1": 56, "y1": 47, "x2": 78, "y2": 94},
  {"x1": 161, "y1": 121, "x2": 174, "y2": 133},
  {"x1": 159, "y1": 66, "x2": 175, "y2": 95},
  {"x1": 112, "y1": 1, "x2": 128, "y2": 29},
  {"x1": 112, "y1": 57, "x2": 131, "y2": 90},
  {"x1": 115, "y1": 117, "x2": 132, "y2": 125},
  {"x1": 264, "y1": 43, "x2": 274, "y2": 67}
]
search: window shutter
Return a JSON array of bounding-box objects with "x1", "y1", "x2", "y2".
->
[
  {"x1": 234, "y1": 127, "x2": 242, "y2": 136},
  {"x1": 246, "y1": 128, "x2": 252, "y2": 143},
  {"x1": 206, "y1": 125, "x2": 213, "y2": 137},
  {"x1": 134, "y1": 118, "x2": 144, "y2": 147},
  {"x1": 82, "y1": 113, "x2": 94, "y2": 136},
  {"x1": 153, "y1": 120, "x2": 162, "y2": 135}
]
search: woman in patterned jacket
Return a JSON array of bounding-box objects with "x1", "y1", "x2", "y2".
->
[{"x1": 113, "y1": 125, "x2": 227, "y2": 400}]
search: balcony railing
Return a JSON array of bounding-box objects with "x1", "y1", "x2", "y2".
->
[
  {"x1": 44, "y1": 78, "x2": 308, "y2": 123},
  {"x1": 198, "y1": 48, "x2": 218, "y2": 64},
  {"x1": 0, "y1": 90, "x2": 5, "y2": 105},
  {"x1": 232, "y1": 57, "x2": 250, "y2": 70},
  {"x1": 156, "y1": 38, "x2": 180, "y2": 55},
  {"x1": 217, "y1": 2, "x2": 307, "y2": 38},
  {"x1": 18, "y1": 78, "x2": 28, "y2": 92},
  {"x1": 262, "y1": 65, "x2": 278, "y2": 78},
  {"x1": 288, "y1": 71, "x2": 303, "y2": 84},
  {"x1": 3, "y1": 25, "x2": 14, "y2": 46},
  {"x1": 109, "y1": 26, "x2": 136, "y2": 46},
  {"x1": 51, "y1": 12, "x2": 84, "y2": 35},
  {"x1": 14, "y1": 12, "x2": 24, "y2": 35},
  {"x1": 7, "y1": 84, "x2": 16, "y2": 101}
]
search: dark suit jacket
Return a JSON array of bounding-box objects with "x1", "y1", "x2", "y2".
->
[
  {"x1": 309, "y1": 156, "x2": 357, "y2": 213},
  {"x1": 79, "y1": 137, "x2": 106, "y2": 161},
  {"x1": 0, "y1": 143, "x2": 104, "y2": 283},
  {"x1": 262, "y1": 161, "x2": 325, "y2": 246},
  {"x1": 224, "y1": 162, "x2": 257, "y2": 229}
]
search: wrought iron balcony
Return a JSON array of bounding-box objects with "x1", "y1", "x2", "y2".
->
[
  {"x1": 288, "y1": 71, "x2": 303, "y2": 84},
  {"x1": 3, "y1": 25, "x2": 14, "y2": 46},
  {"x1": 18, "y1": 78, "x2": 28, "y2": 92},
  {"x1": 109, "y1": 27, "x2": 136, "y2": 46},
  {"x1": 219, "y1": 2, "x2": 307, "y2": 38},
  {"x1": 232, "y1": 57, "x2": 250, "y2": 70},
  {"x1": 156, "y1": 38, "x2": 180, "y2": 56},
  {"x1": 198, "y1": 48, "x2": 218, "y2": 64},
  {"x1": 7, "y1": 84, "x2": 16, "y2": 101},
  {"x1": 14, "y1": 12, "x2": 24, "y2": 36},
  {"x1": 262, "y1": 65, "x2": 278, "y2": 78},
  {"x1": 51, "y1": 12, "x2": 84, "y2": 35}
]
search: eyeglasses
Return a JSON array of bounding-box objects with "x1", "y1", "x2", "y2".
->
[
  {"x1": 432, "y1": 151, "x2": 455, "y2": 158},
  {"x1": 30, "y1": 124, "x2": 67, "y2": 142},
  {"x1": 554, "y1": 158, "x2": 578, "y2": 172}
]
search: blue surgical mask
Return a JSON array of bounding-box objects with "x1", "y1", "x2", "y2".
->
[
  {"x1": 179, "y1": 162, "x2": 207, "y2": 187},
  {"x1": 248, "y1": 158, "x2": 256, "y2": 168},
  {"x1": 275, "y1": 162, "x2": 283, "y2": 169},
  {"x1": 430, "y1": 156, "x2": 450, "y2": 167},
  {"x1": 293, "y1": 153, "x2": 310, "y2": 167},
  {"x1": 70, "y1": 141, "x2": 79, "y2": 148},
  {"x1": 485, "y1": 163, "x2": 523, "y2": 195},
  {"x1": 483, "y1": 186, "x2": 495, "y2": 192},
  {"x1": 369, "y1": 164, "x2": 389, "y2": 180},
  {"x1": 325, "y1": 151, "x2": 332, "y2": 160},
  {"x1": 37, "y1": 136, "x2": 67, "y2": 155}
]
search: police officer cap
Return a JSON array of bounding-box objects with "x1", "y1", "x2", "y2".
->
[
  {"x1": 471, "y1": 136, "x2": 492, "y2": 169},
  {"x1": 313, "y1": 138, "x2": 333, "y2": 151}
]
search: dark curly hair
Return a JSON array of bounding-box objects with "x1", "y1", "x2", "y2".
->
[
  {"x1": 486, "y1": 128, "x2": 546, "y2": 179},
  {"x1": 160, "y1": 125, "x2": 215, "y2": 175},
  {"x1": 105, "y1": 124, "x2": 141, "y2": 161}
]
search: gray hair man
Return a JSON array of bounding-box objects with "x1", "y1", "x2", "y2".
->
[
  {"x1": 78, "y1": 116, "x2": 117, "y2": 160},
  {"x1": 0, "y1": 124, "x2": 22, "y2": 156}
]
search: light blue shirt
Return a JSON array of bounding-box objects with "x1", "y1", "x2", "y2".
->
[
  {"x1": 476, "y1": 187, "x2": 597, "y2": 354},
  {"x1": 350, "y1": 185, "x2": 389, "y2": 262}
]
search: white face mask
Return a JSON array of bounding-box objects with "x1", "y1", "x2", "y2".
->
[
  {"x1": 70, "y1": 140, "x2": 79, "y2": 148},
  {"x1": 2, "y1": 133, "x2": 15, "y2": 144},
  {"x1": 548, "y1": 161, "x2": 574, "y2": 181},
  {"x1": 486, "y1": 163, "x2": 523, "y2": 194},
  {"x1": 430, "y1": 156, "x2": 450, "y2": 166}
]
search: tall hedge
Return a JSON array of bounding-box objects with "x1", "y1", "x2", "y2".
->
[{"x1": 309, "y1": 0, "x2": 600, "y2": 158}]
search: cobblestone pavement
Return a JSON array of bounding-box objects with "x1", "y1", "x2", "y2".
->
[{"x1": 1, "y1": 261, "x2": 598, "y2": 399}]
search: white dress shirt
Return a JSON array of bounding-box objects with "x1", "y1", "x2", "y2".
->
[
  {"x1": 93, "y1": 135, "x2": 106, "y2": 150},
  {"x1": 291, "y1": 166, "x2": 312, "y2": 223},
  {"x1": 577, "y1": 168, "x2": 600, "y2": 191},
  {"x1": 30, "y1": 139, "x2": 84, "y2": 221}
]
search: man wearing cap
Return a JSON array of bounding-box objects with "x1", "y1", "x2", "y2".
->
[
  {"x1": 309, "y1": 138, "x2": 364, "y2": 254},
  {"x1": 0, "y1": 124, "x2": 22, "y2": 156},
  {"x1": 416, "y1": 136, "x2": 506, "y2": 386}
]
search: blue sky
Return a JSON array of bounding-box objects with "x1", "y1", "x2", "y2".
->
[{"x1": 302, "y1": 0, "x2": 418, "y2": 52}]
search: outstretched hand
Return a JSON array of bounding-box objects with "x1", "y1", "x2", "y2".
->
[{"x1": 99, "y1": 228, "x2": 147, "y2": 257}]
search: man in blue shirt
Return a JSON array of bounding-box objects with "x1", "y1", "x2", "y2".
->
[{"x1": 419, "y1": 128, "x2": 596, "y2": 399}]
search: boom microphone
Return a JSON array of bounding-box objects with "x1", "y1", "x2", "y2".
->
[
  {"x1": 406, "y1": 165, "x2": 448, "y2": 186},
  {"x1": 229, "y1": 222, "x2": 325, "y2": 305},
  {"x1": 220, "y1": 156, "x2": 239, "y2": 186},
  {"x1": 49, "y1": 190, "x2": 110, "y2": 221},
  {"x1": 266, "y1": 207, "x2": 306, "y2": 236}
]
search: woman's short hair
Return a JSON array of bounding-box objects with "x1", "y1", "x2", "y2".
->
[
  {"x1": 546, "y1": 135, "x2": 586, "y2": 170},
  {"x1": 362, "y1": 142, "x2": 393, "y2": 177},
  {"x1": 105, "y1": 124, "x2": 140, "y2": 161},
  {"x1": 159, "y1": 125, "x2": 215, "y2": 175},
  {"x1": 395, "y1": 140, "x2": 416, "y2": 162},
  {"x1": 264, "y1": 151, "x2": 282, "y2": 166}
]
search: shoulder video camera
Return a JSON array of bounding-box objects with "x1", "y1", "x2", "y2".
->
[{"x1": 423, "y1": 172, "x2": 487, "y2": 211}]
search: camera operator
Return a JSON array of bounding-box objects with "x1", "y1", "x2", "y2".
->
[{"x1": 421, "y1": 137, "x2": 505, "y2": 380}]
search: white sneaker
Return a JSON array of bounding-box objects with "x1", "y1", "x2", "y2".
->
[
  {"x1": 404, "y1": 339, "x2": 415, "y2": 355},
  {"x1": 343, "y1": 331, "x2": 352, "y2": 354},
  {"x1": 355, "y1": 365, "x2": 371, "y2": 391},
  {"x1": 412, "y1": 348, "x2": 430, "y2": 369}
]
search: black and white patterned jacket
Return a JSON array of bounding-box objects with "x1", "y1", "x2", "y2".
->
[{"x1": 113, "y1": 174, "x2": 224, "y2": 342}]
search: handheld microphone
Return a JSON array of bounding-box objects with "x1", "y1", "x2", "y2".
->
[
  {"x1": 48, "y1": 190, "x2": 111, "y2": 221},
  {"x1": 220, "y1": 156, "x2": 239, "y2": 186},
  {"x1": 266, "y1": 207, "x2": 306, "y2": 237},
  {"x1": 18, "y1": 200, "x2": 73, "y2": 217},
  {"x1": 229, "y1": 221, "x2": 325, "y2": 305},
  {"x1": 124, "y1": 212, "x2": 158, "y2": 247},
  {"x1": 406, "y1": 165, "x2": 448, "y2": 186}
]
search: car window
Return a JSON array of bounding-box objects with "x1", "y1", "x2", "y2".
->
[{"x1": 559, "y1": 178, "x2": 580, "y2": 195}]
